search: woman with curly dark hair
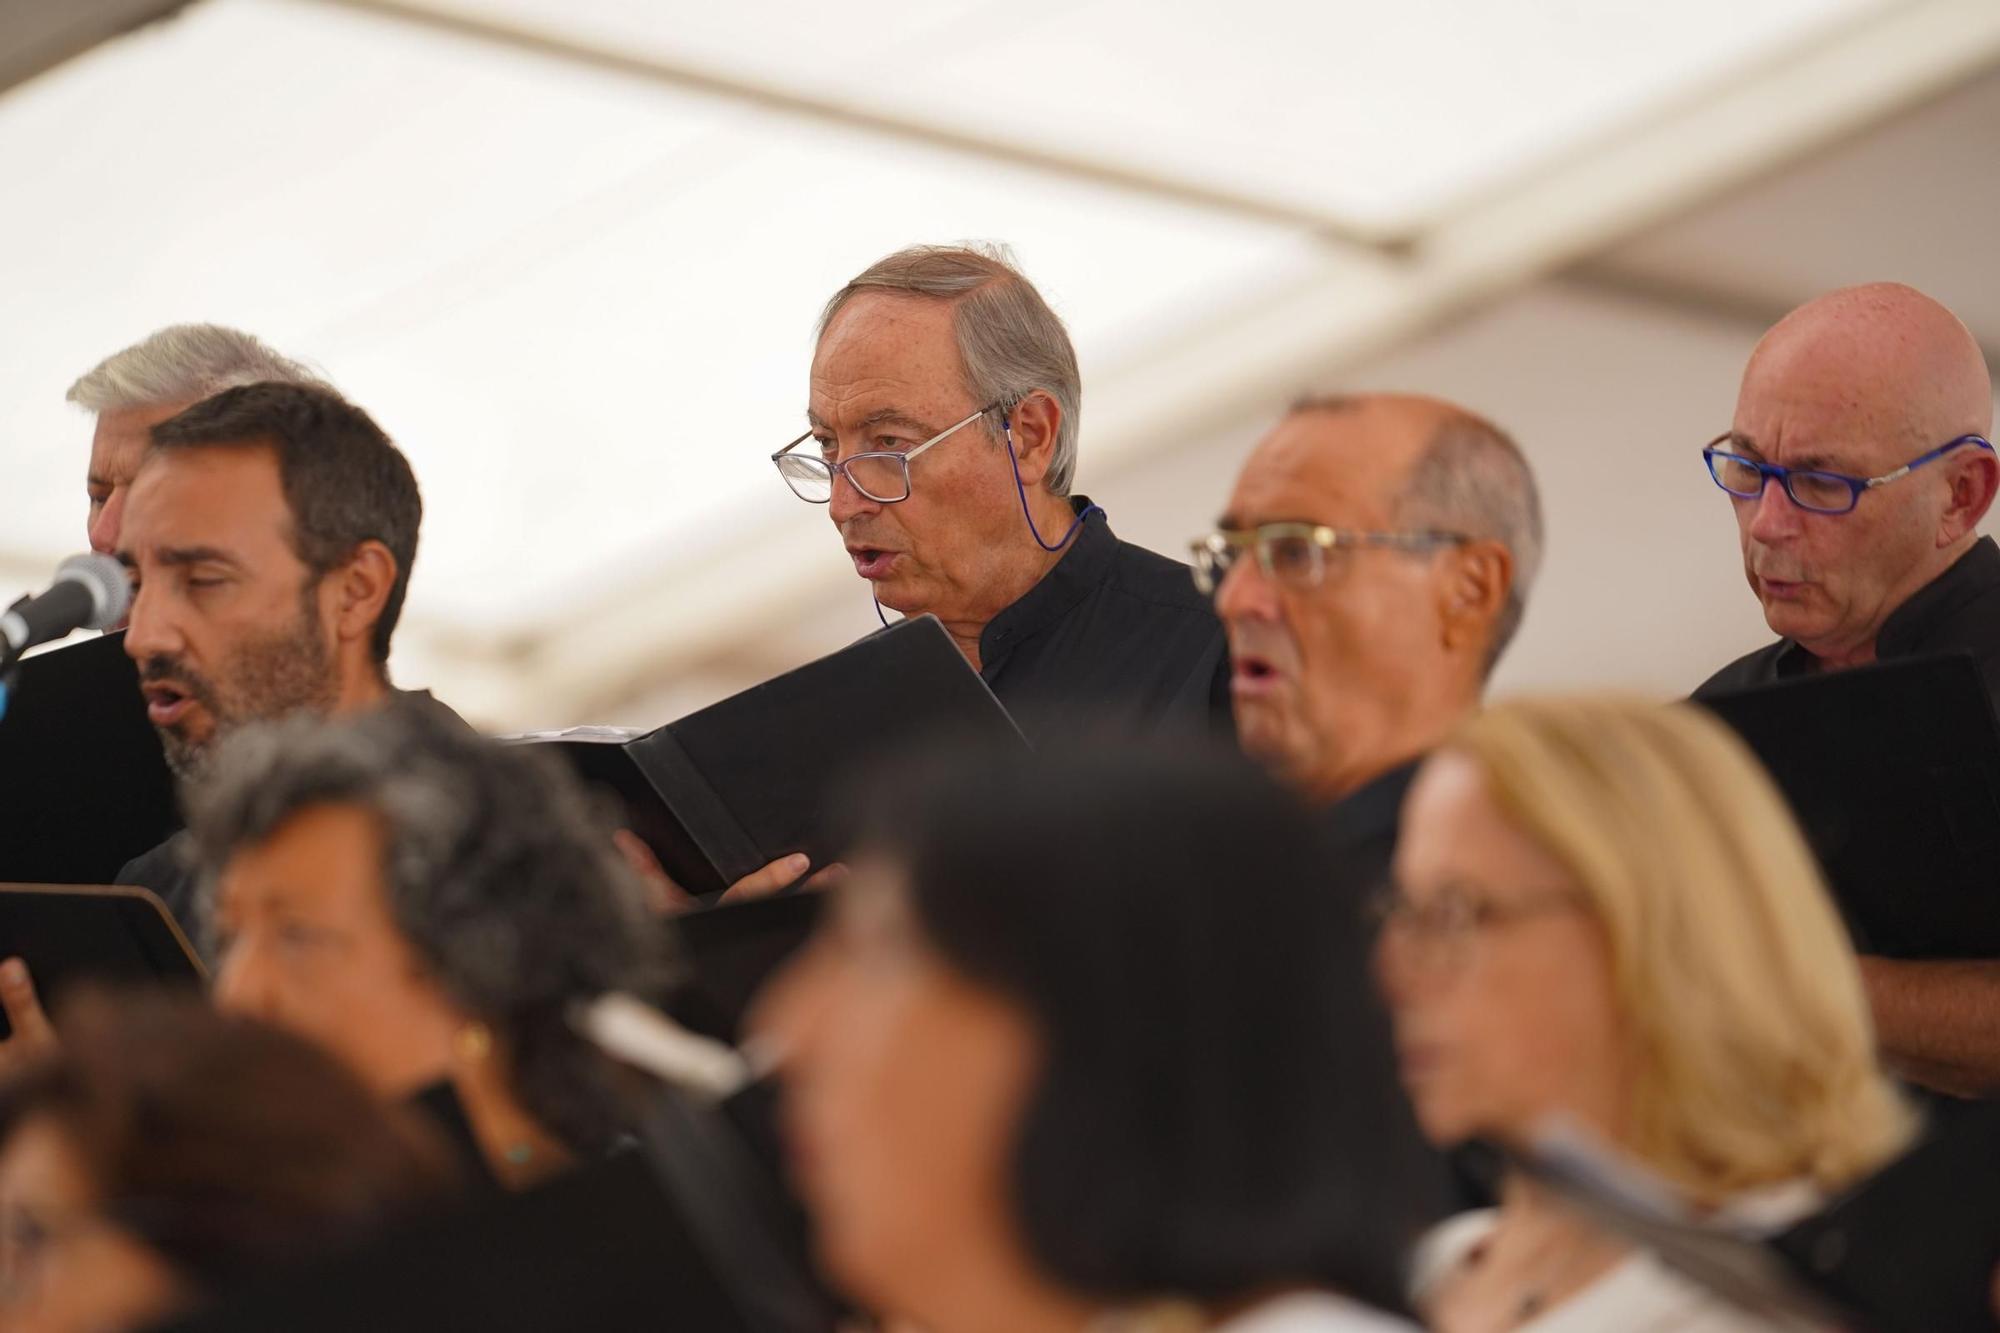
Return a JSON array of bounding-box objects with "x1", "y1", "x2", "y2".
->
[{"x1": 185, "y1": 702, "x2": 666, "y2": 1189}]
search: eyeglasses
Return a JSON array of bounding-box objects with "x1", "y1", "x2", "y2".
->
[
  {"x1": 1188, "y1": 522, "x2": 1469, "y2": 597},
  {"x1": 772, "y1": 404, "x2": 1000, "y2": 504},
  {"x1": 1702, "y1": 433, "x2": 1995, "y2": 516},
  {"x1": 1369, "y1": 882, "x2": 1584, "y2": 974}
]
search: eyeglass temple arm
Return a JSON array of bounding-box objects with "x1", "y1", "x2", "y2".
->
[{"x1": 1867, "y1": 435, "x2": 1996, "y2": 488}]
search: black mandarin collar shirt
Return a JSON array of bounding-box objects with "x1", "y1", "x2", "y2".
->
[
  {"x1": 975, "y1": 498, "x2": 1232, "y2": 746},
  {"x1": 1319, "y1": 757, "x2": 1423, "y2": 897},
  {"x1": 1695, "y1": 536, "x2": 2000, "y2": 712}
]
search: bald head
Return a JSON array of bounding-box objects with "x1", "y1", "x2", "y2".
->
[
  {"x1": 1745, "y1": 283, "x2": 1991, "y2": 447},
  {"x1": 1721, "y1": 283, "x2": 1998, "y2": 668}
]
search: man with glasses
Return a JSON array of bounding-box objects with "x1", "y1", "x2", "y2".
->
[
  {"x1": 775, "y1": 244, "x2": 1230, "y2": 743},
  {"x1": 1694, "y1": 283, "x2": 1999, "y2": 701},
  {"x1": 1693, "y1": 282, "x2": 2000, "y2": 1097},
  {"x1": 1195, "y1": 393, "x2": 1542, "y2": 883}
]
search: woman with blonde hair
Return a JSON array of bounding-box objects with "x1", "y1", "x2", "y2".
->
[{"x1": 1376, "y1": 695, "x2": 1912, "y2": 1332}]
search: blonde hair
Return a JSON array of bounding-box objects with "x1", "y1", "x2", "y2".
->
[{"x1": 1447, "y1": 696, "x2": 1913, "y2": 1204}]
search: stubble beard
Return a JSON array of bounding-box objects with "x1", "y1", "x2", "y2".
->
[{"x1": 155, "y1": 596, "x2": 341, "y2": 783}]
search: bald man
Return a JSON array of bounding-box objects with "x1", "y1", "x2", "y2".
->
[
  {"x1": 1695, "y1": 283, "x2": 2000, "y2": 1096},
  {"x1": 1198, "y1": 394, "x2": 1543, "y2": 878}
]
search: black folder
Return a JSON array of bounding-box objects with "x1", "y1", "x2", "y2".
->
[
  {"x1": 1701, "y1": 654, "x2": 2000, "y2": 958},
  {"x1": 624, "y1": 615, "x2": 1024, "y2": 898},
  {"x1": 0, "y1": 630, "x2": 178, "y2": 885},
  {"x1": 0, "y1": 883, "x2": 204, "y2": 1038},
  {"x1": 1771, "y1": 1102, "x2": 2000, "y2": 1333},
  {"x1": 499, "y1": 726, "x2": 679, "y2": 874}
]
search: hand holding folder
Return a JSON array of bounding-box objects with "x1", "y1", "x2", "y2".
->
[
  {"x1": 513, "y1": 615, "x2": 1025, "y2": 903},
  {"x1": 0, "y1": 883, "x2": 203, "y2": 1041},
  {"x1": 0, "y1": 955, "x2": 55, "y2": 1072}
]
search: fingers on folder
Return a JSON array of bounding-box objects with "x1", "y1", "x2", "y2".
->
[
  {"x1": 0, "y1": 956, "x2": 55, "y2": 1065},
  {"x1": 717, "y1": 856, "x2": 846, "y2": 906}
]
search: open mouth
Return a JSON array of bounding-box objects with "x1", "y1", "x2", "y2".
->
[
  {"x1": 1231, "y1": 654, "x2": 1282, "y2": 692},
  {"x1": 847, "y1": 547, "x2": 897, "y2": 580},
  {"x1": 142, "y1": 682, "x2": 197, "y2": 728}
]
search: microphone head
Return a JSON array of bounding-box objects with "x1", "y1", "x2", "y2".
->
[{"x1": 55, "y1": 552, "x2": 132, "y2": 630}]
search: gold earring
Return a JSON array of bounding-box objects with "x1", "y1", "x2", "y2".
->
[{"x1": 453, "y1": 1022, "x2": 493, "y2": 1064}]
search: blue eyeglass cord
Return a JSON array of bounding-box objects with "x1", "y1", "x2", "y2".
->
[{"x1": 871, "y1": 409, "x2": 1101, "y2": 628}]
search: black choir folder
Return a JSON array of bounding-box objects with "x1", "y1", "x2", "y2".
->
[
  {"x1": 0, "y1": 630, "x2": 179, "y2": 885},
  {"x1": 0, "y1": 884, "x2": 203, "y2": 1038},
  {"x1": 1701, "y1": 653, "x2": 2000, "y2": 959},
  {"x1": 524, "y1": 615, "x2": 1024, "y2": 899}
]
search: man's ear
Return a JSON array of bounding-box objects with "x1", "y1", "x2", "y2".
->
[
  {"x1": 1436, "y1": 540, "x2": 1513, "y2": 657},
  {"x1": 1939, "y1": 446, "x2": 2000, "y2": 545},
  {"x1": 329, "y1": 541, "x2": 398, "y2": 653},
  {"x1": 1004, "y1": 391, "x2": 1063, "y2": 489}
]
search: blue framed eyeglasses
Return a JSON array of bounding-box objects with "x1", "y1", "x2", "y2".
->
[{"x1": 1702, "y1": 433, "x2": 1995, "y2": 516}]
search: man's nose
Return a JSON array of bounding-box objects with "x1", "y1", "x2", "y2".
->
[
  {"x1": 827, "y1": 468, "x2": 881, "y2": 526},
  {"x1": 1213, "y1": 555, "x2": 1280, "y2": 625},
  {"x1": 88, "y1": 491, "x2": 124, "y2": 556},
  {"x1": 1745, "y1": 476, "x2": 1804, "y2": 544},
  {"x1": 122, "y1": 578, "x2": 182, "y2": 664}
]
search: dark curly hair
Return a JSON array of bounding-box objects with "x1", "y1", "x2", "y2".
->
[{"x1": 185, "y1": 702, "x2": 668, "y2": 1155}]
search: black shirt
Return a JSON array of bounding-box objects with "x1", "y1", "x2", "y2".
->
[
  {"x1": 1319, "y1": 756, "x2": 1496, "y2": 1213},
  {"x1": 1695, "y1": 536, "x2": 2000, "y2": 712},
  {"x1": 1320, "y1": 758, "x2": 1422, "y2": 896},
  {"x1": 115, "y1": 829, "x2": 199, "y2": 940},
  {"x1": 977, "y1": 499, "x2": 1231, "y2": 745}
]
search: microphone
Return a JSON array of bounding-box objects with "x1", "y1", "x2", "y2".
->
[{"x1": 1, "y1": 554, "x2": 131, "y2": 669}]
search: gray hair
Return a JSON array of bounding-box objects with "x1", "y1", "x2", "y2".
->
[
  {"x1": 818, "y1": 243, "x2": 1083, "y2": 495},
  {"x1": 187, "y1": 703, "x2": 666, "y2": 1154},
  {"x1": 1402, "y1": 414, "x2": 1544, "y2": 673},
  {"x1": 67, "y1": 323, "x2": 328, "y2": 414},
  {"x1": 1294, "y1": 394, "x2": 1545, "y2": 674}
]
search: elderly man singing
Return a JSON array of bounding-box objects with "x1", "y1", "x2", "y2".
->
[
  {"x1": 773, "y1": 244, "x2": 1230, "y2": 743},
  {"x1": 1196, "y1": 393, "x2": 1544, "y2": 891}
]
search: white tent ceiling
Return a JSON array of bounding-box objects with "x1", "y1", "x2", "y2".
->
[{"x1": 3, "y1": 0, "x2": 1996, "y2": 728}]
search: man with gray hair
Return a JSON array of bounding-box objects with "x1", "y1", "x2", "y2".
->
[
  {"x1": 68, "y1": 322, "x2": 327, "y2": 557},
  {"x1": 774, "y1": 244, "x2": 1229, "y2": 742},
  {"x1": 1194, "y1": 393, "x2": 1542, "y2": 885}
]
